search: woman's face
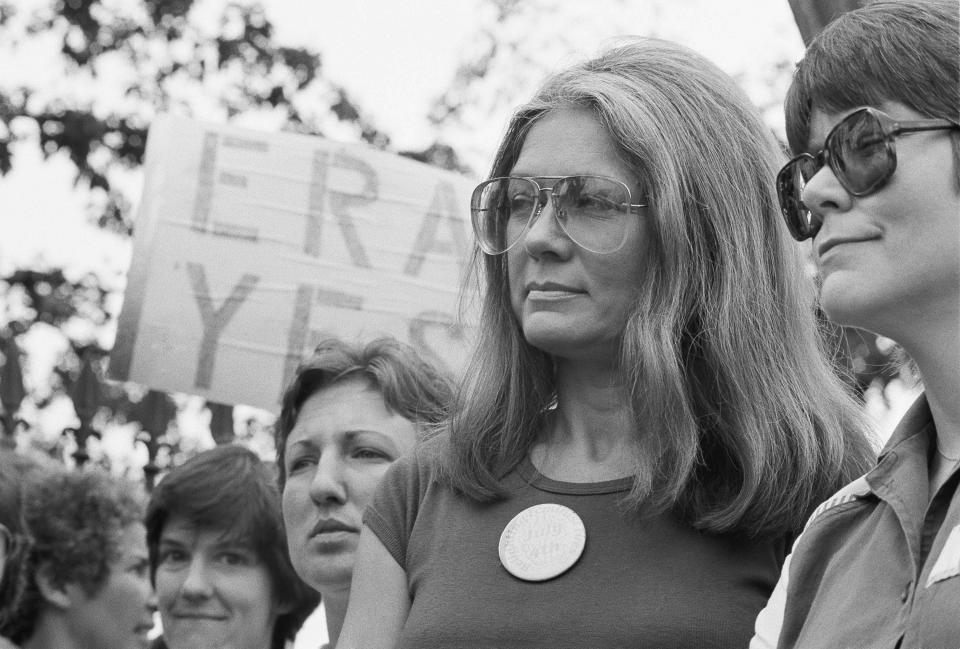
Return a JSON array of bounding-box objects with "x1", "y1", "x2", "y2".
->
[
  {"x1": 281, "y1": 377, "x2": 418, "y2": 594},
  {"x1": 801, "y1": 101, "x2": 960, "y2": 337},
  {"x1": 506, "y1": 107, "x2": 648, "y2": 364},
  {"x1": 156, "y1": 519, "x2": 285, "y2": 649},
  {"x1": 66, "y1": 522, "x2": 156, "y2": 649}
]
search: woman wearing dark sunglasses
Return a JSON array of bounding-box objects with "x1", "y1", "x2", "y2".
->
[
  {"x1": 336, "y1": 37, "x2": 873, "y2": 649},
  {"x1": 752, "y1": 2, "x2": 960, "y2": 648}
]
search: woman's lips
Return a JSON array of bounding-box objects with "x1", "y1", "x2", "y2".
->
[
  {"x1": 526, "y1": 289, "x2": 582, "y2": 300},
  {"x1": 816, "y1": 234, "x2": 880, "y2": 260},
  {"x1": 309, "y1": 518, "x2": 358, "y2": 537},
  {"x1": 525, "y1": 282, "x2": 584, "y2": 301},
  {"x1": 169, "y1": 612, "x2": 229, "y2": 620}
]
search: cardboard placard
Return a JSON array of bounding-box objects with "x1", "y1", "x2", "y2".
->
[{"x1": 111, "y1": 115, "x2": 477, "y2": 412}]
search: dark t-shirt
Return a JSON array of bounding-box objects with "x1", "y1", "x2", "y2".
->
[{"x1": 365, "y1": 437, "x2": 787, "y2": 649}]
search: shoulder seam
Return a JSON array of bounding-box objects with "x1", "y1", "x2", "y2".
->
[{"x1": 803, "y1": 474, "x2": 872, "y2": 532}]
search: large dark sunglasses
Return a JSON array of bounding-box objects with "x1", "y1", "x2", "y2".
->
[
  {"x1": 470, "y1": 175, "x2": 646, "y2": 255},
  {"x1": 776, "y1": 107, "x2": 959, "y2": 241}
]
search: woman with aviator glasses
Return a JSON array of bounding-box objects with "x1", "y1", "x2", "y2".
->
[
  {"x1": 753, "y1": 2, "x2": 960, "y2": 648},
  {"x1": 337, "y1": 37, "x2": 873, "y2": 649},
  {"x1": 472, "y1": 174, "x2": 646, "y2": 256}
]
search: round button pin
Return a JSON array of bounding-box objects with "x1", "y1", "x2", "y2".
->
[{"x1": 498, "y1": 503, "x2": 586, "y2": 582}]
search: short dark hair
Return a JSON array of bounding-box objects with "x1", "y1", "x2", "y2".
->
[
  {"x1": 275, "y1": 337, "x2": 454, "y2": 490},
  {"x1": 145, "y1": 445, "x2": 319, "y2": 649},
  {"x1": 0, "y1": 468, "x2": 144, "y2": 644},
  {"x1": 785, "y1": 0, "x2": 960, "y2": 176},
  {"x1": 0, "y1": 451, "x2": 50, "y2": 535},
  {"x1": 0, "y1": 451, "x2": 52, "y2": 639}
]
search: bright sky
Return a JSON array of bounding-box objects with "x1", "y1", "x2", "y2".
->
[
  {"x1": 259, "y1": 0, "x2": 807, "y2": 164},
  {"x1": 264, "y1": 0, "x2": 484, "y2": 145}
]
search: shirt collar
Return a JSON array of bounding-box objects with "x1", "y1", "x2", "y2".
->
[
  {"x1": 861, "y1": 394, "x2": 935, "y2": 551},
  {"x1": 877, "y1": 394, "x2": 933, "y2": 460}
]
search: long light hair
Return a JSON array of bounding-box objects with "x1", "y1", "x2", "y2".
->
[{"x1": 441, "y1": 38, "x2": 875, "y2": 537}]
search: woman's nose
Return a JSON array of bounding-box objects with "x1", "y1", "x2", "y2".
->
[
  {"x1": 308, "y1": 454, "x2": 348, "y2": 506},
  {"x1": 800, "y1": 163, "x2": 853, "y2": 229},
  {"x1": 521, "y1": 194, "x2": 573, "y2": 258},
  {"x1": 180, "y1": 557, "x2": 213, "y2": 600},
  {"x1": 145, "y1": 587, "x2": 159, "y2": 613}
]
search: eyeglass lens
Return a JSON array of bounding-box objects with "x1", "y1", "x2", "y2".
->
[
  {"x1": 779, "y1": 110, "x2": 891, "y2": 240},
  {"x1": 471, "y1": 176, "x2": 632, "y2": 254},
  {"x1": 831, "y1": 111, "x2": 890, "y2": 192}
]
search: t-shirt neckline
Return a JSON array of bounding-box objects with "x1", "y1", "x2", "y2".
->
[{"x1": 516, "y1": 454, "x2": 634, "y2": 495}]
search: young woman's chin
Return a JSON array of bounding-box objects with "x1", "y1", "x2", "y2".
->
[{"x1": 818, "y1": 266, "x2": 895, "y2": 330}]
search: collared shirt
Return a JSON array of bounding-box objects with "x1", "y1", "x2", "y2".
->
[{"x1": 751, "y1": 395, "x2": 960, "y2": 649}]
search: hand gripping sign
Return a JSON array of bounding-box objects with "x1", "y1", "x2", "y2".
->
[{"x1": 110, "y1": 115, "x2": 478, "y2": 412}]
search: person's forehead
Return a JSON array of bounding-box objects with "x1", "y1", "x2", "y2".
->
[
  {"x1": 285, "y1": 378, "x2": 415, "y2": 451},
  {"x1": 160, "y1": 517, "x2": 255, "y2": 548},
  {"x1": 513, "y1": 109, "x2": 623, "y2": 173},
  {"x1": 294, "y1": 382, "x2": 391, "y2": 427}
]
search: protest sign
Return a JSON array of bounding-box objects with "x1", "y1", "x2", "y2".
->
[{"x1": 111, "y1": 115, "x2": 478, "y2": 412}]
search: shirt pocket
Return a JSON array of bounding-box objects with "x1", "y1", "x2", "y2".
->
[{"x1": 925, "y1": 523, "x2": 960, "y2": 587}]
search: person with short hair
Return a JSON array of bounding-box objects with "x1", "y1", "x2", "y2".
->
[
  {"x1": 275, "y1": 337, "x2": 453, "y2": 648},
  {"x1": 0, "y1": 468, "x2": 156, "y2": 649},
  {"x1": 336, "y1": 37, "x2": 875, "y2": 649},
  {"x1": 145, "y1": 444, "x2": 318, "y2": 649},
  {"x1": 0, "y1": 452, "x2": 48, "y2": 591},
  {"x1": 752, "y1": 2, "x2": 960, "y2": 647},
  {"x1": 0, "y1": 452, "x2": 51, "y2": 649}
]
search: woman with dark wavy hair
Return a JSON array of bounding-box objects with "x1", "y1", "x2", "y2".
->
[
  {"x1": 275, "y1": 337, "x2": 453, "y2": 648},
  {"x1": 146, "y1": 445, "x2": 319, "y2": 649},
  {"x1": 0, "y1": 467, "x2": 155, "y2": 649},
  {"x1": 337, "y1": 37, "x2": 875, "y2": 649}
]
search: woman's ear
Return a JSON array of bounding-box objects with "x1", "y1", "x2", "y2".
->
[
  {"x1": 275, "y1": 591, "x2": 297, "y2": 616},
  {"x1": 34, "y1": 562, "x2": 74, "y2": 610}
]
